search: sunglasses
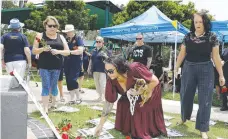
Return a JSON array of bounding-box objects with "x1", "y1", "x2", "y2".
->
[
  {"x1": 136, "y1": 38, "x2": 142, "y2": 40},
  {"x1": 47, "y1": 24, "x2": 57, "y2": 28},
  {"x1": 104, "y1": 69, "x2": 115, "y2": 74},
  {"x1": 96, "y1": 41, "x2": 102, "y2": 43}
]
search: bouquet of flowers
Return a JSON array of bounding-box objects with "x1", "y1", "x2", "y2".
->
[
  {"x1": 56, "y1": 119, "x2": 74, "y2": 139},
  {"x1": 221, "y1": 86, "x2": 228, "y2": 93},
  {"x1": 35, "y1": 37, "x2": 50, "y2": 49},
  {"x1": 35, "y1": 37, "x2": 60, "y2": 59}
]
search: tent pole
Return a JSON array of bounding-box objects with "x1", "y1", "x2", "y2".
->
[
  {"x1": 173, "y1": 28, "x2": 178, "y2": 99},
  {"x1": 222, "y1": 36, "x2": 225, "y2": 52}
]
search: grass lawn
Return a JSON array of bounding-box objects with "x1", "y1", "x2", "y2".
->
[
  {"x1": 30, "y1": 105, "x2": 228, "y2": 139},
  {"x1": 162, "y1": 91, "x2": 221, "y2": 107}
]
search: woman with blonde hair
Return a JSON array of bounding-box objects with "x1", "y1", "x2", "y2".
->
[{"x1": 33, "y1": 16, "x2": 70, "y2": 114}]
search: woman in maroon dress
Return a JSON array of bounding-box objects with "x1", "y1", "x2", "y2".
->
[{"x1": 94, "y1": 56, "x2": 167, "y2": 139}]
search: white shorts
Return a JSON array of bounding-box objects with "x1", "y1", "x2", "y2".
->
[{"x1": 6, "y1": 60, "x2": 27, "y2": 88}]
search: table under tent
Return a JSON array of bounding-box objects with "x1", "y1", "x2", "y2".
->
[{"x1": 100, "y1": 5, "x2": 190, "y2": 97}]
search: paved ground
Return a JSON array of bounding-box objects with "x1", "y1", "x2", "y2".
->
[{"x1": 26, "y1": 81, "x2": 228, "y2": 139}]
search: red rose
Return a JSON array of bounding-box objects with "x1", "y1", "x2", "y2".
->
[
  {"x1": 222, "y1": 86, "x2": 227, "y2": 93},
  {"x1": 67, "y1": 123, "x2": 72, "y2": 129},
  {"x1": 10, "y1": 71, "x2": 14, "y2": 76},
  {"x1": 76, "y1": 136, "x2": 81, "y2": 139},
  {"x1": 126, "y1": 136, "x2": 131, "y2": 139},
  {"x1": 62, "y1": 126, "x2": 69, "y2": 131},
  {"x1": 35, "y1": 37, "x2": 41, "y2": 43},
  {"x1": 62, "y1": 133, "x2": 69, "y2": 139},
  {"x1": 73, "y1": 46, "x2": 78, "y2": 50}
]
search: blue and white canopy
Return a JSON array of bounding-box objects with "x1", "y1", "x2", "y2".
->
[
  {"x1": 211, "y1": 20, "x2": 228, "y2": 43},
  {"x1": 100, "y1": 5, "x2": 190, "y2": 43}
]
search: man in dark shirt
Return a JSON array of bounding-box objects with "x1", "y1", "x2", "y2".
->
[{"x1": 132, "y1": 33, "x2": 152, "y2": 68}]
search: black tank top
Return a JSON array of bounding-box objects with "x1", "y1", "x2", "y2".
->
[{"x1": 38, "y1": 32, "x2": 64, "y2": 70}]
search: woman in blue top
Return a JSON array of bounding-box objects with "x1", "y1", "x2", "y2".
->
[{"x1": 62, "y1": 24, "x2": 84, "y2": 104}]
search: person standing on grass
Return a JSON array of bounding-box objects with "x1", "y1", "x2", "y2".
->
[
  {"x1": 175, "y1": 12, "x2": 225, "y2": 139},
  {"x1": 33, "y1": 16, "x2": 70, "y2": 114},
  {"x1": 1, "y1": 18, "x2": 31, "y2": 88},
  {"x1": 87, "y1": 36, "x2": 109, "y2": 101},
  {"x1": 62, "y1": 24, "x2": 84, "y2": 105}
]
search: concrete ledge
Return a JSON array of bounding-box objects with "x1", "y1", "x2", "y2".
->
[{"x1": 27, "y1": 117, "x2": 55, "y2": 139}]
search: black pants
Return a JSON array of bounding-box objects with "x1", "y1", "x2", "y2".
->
[
  {"x1": 222, "y1": 93, "x2": 228, "y2": 107},
  {"x1": 180, "y1": 60, "x2": 214, "y2": 132}
]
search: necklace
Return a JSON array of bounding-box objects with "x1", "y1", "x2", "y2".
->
[{"x1": 195, "y1": 31, "x2": 205, "y2": 37}]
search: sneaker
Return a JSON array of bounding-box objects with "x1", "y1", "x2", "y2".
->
[
  {"x1": 49, "y1": 96, "x2": 52, "y2": 103},
  {"x1": 66, "y1": 101, "x2": 77, "y2": 105},
  {"x1": 76, "y1": 99, "x2": 82, "y2": 104},
  {"x1": 220, "y1": 106, "x2": 228, "y2": 111}
]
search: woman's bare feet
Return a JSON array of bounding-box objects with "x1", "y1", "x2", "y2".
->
[{"x1": 201, "y1": 132, "x2": 208, "y2": 139}]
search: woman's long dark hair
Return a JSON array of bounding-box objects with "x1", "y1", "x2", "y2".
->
[
  {"x1": 104, "y1": 55, "x2": 129, "y2": 74},
  {"x1": 190, "y1": 12, "x2": 211, "y2": 33}
]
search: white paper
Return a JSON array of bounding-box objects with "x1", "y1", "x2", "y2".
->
[
  {"x1": 225, "y1": 122, "x2": 228, "y2": 126},
  {"x1": 165, "y1": 121, "x2": 172, "y2": 127},
  {"x1": 209, "y1": 120, "x2": 217, "y2": 126},
  {"x1": 164, "y1": 115, "x2": 174, "y2": 120},
  {"x1": 167, "y1": 128, "x2": 184, "y2": 137},
  {"x1": 89, "y1": 106, "x2": 116, "y2": 114},
  {"x1": 190, "y1": 117, "x2": 196, "y2": 122},
  {"x1": 87, "y1": 118, "x2": 115, "y2": 130},
  {"x1": 190, "y1": 117, "x2": 217, "y2": 126},
  {"x1": 110, "y1": 116, "x2": 116, "y2": 120},
  {"x1": 77, "y1": 127, "x2": 114, "y2": 139},
  {"x1": 53, "y1": 106, "x2": 80, "y2": 113}
]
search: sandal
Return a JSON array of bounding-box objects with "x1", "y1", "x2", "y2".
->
[
  {"x1": 49, "y1": 96, "x2": 52, "y2": 103},
  {"x1": 76, "y1": 99, "x2": 82, "y2": 104},
  {"x1": 60, "y1": 97, "x2": 65, "y2": 102},
  {"x1": 67, "y1": 101, "x2": 77, "y2": 105},
  {"x1": 79, "y1": 90, "x2": 85, "y2": 93},
  {"x1": 49, "y1": 106, "x2": 57, "y2": 110},
  {"x1": 201, "y1": 132, "x2": 208, "y2": 139}
]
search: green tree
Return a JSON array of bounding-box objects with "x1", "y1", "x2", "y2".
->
[
  {"x1": 24, "y1": 1, "x2": 97, "y2": 32},
  {"x1": 2, "y1": 1, "x2": 18, "y2": 9},
  {"x1": 112, "y1": 1, "x2": 214, "y2": 29}
]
